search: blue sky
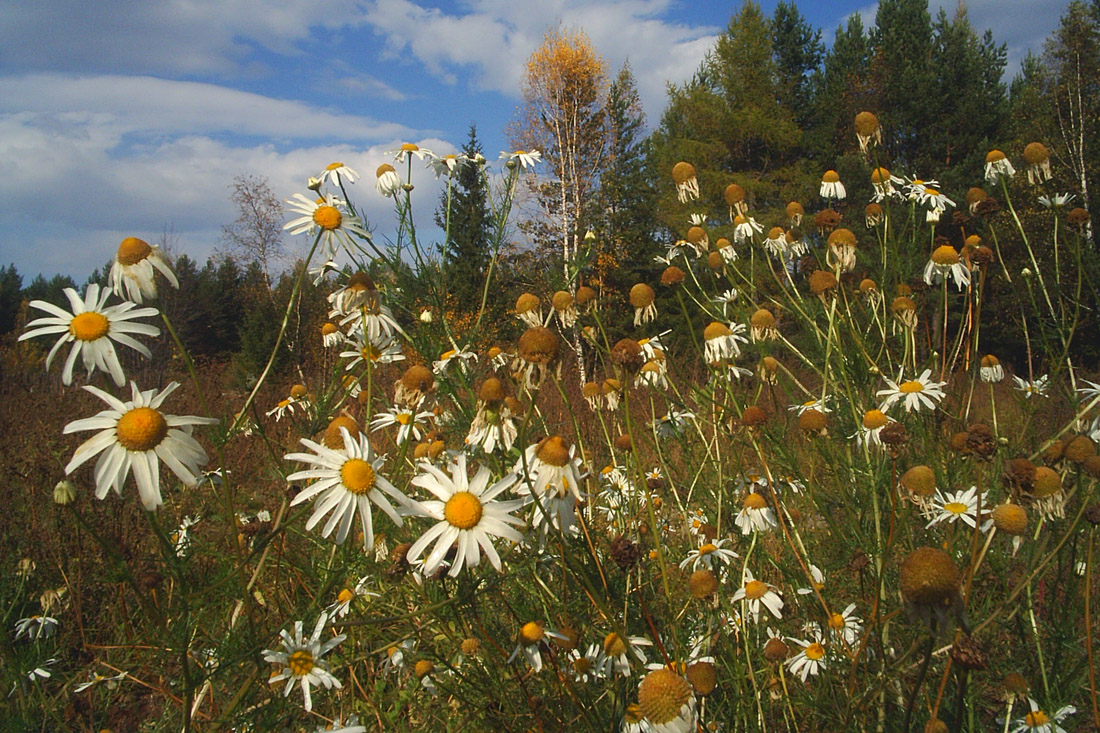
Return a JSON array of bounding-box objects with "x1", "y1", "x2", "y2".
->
[{"x1": 0, "y1": 0, "x2": 1067, "y2": 281}]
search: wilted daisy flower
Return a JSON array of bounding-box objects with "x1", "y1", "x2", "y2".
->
[
  {"x1": 64, "y1": 382, "x2": 217, "y2": 511},
  {"x1": 981, "y1": 355, "x2": 1005, "y2": 383},
  {"x1": 433, "y1": 345, "x2": 477, "y2": 376},
  {"x1": 109, "y1": 237, "x2": 179, "y2": 304},
  {"x1": 329, "y1": 576, "x2": 377, "y2": 619},
  {"x1": 321, "y1": 322, "x2": 343, "y2": 348},
  {"x1": 595, "y1": 633, "x2": 652, "y2": 678},
  {"x1": 72, "y1": 669, "x2": 128, "y2": 693},
  {"x1": 500, "y1": 149, "x2": 542, "y2": 169},
  {"x1": 1022, "y1": 142, "x2": 1053, "y2": 185},
  {"x1": 820, "y1": 170, "x2": 846, "y2": 200},
  {"x1": 466, "y1": 379, "x2": 519, "y2": 454},
  {"x1": 924, "y1": 245, "x2": 971, "y2": 290},
  {"x1": 507, "y1": 621, "x2": 566, "y2": 672},
  {"x1": 14, "y1": 615, "x2": 58, "y2": 641},
  {"x1": 20, "y1": 284, "x2": 160, "y2": 387},
  {"x1": 734, "y1": 492, "x2": 777, "y2": 535},
  {"x1": 672, "y1": 161, "x2": 699, "y2": 203},
  {"x1": 267, "y1": 384, "x2": 310, "y2": 421},
  {"x1": 703, "y1": 322, "x2": 745, "y2": 364},
  {"x1": 370, "y1": 405, "x2": 433, "y2": 445},
  {"x1": 637, "y1": 666, "x2": 697, "y2": 732},
  {"x1": 856, "y1": 408, "x2": 893, "y2": 449},
  {"x1": 797, "y1": 564, "x2": 826, "y2": 596},
  {"x1": 870, "y1": 166, "x2": 903, "y2": 201},
  {"x1": 285, "y1": 427, "x2": 417, "y2": 550},
  {"x1": 1038, "y1": 193, "x2": 1075, "y2": 209},
  {"x1": 826, "y1": 228, "x2": 857, "y2": 273},
  {"x1": 985, "y1": 149, "x2": 1015, "y2": 184},
  {"x1": 263, "y1": 613, "x2": 345, "y2": 713},
  {"x1": 284, "y1": 193, "x2": 370, "y2": 261},
  {"x1": 919, "y1": 186, "x2": 956, "y2": 223},
  {"x1": 318, "y1": 161, "x2": 360, "y2": 187},
  {"x1": 1012, "y1": 374, "x2": 1049, "y2": 398},
  {"x1": 854, "y1": 111, "x2": 881, "y2": 152},
  {"x1": 927, "y1": 486, "x2": 982, "y2": 529},
  {"x1": 375, "y1": 163, "x2": 402, "y2": 197},
  {"x1": 680, "y1": 538, "x2": 739, "y2": 572},
  {"x1": 652, "y1": 409, "x2": 696, "y2": 438},
  {"x1": 514, "y1": 436, "x2": 585, "y2": 535},
  {"x1": 407, "y1": 453, "x2": 525, "y2": 577},
  {"x1": 786, "y1": 633, "x2": 827, "y2": 682},
  {"x1": 629, "y1": 283, "x2": 657, "y2": 326},
  {"x1": 724, "y1": 183, "x2": 747, "y2": 219},
  {"x1": 1010, "y1": 698, "x2": 1076, "y2": 732},
  {"x1": 789, "y1": 397, "x2": 832, "y2": 416},
  {"x1": 172, "y1": 515, "x2": 199, "y2": 557},
  {"x1": 429, "y1": 152, "x2": 470, "y2": 178},
  {"x1": 732, "y1": 213, "x2": 763, "y2": 243},
  {"x1": 877, "y1": 369, "x2": 947, "y2": 413},
  {"x1": 388, "y1": 141, "x2": 434, "y2": 163},
  {"x1": 826, "y1": 604, "x2": 863, "y2": 646},
  {"x1": 312, "y1": 715, "x2": 367, "y2": 733},
  {"x1": 732, "y1": 569, "x2": 784, "y2": 622}
]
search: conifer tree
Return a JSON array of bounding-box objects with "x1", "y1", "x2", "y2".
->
[{"x1": 436, "y1": 124, "x2": 491, "y2": 314}]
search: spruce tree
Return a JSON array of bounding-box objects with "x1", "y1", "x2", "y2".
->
[{"x1": 437, "y1": 124, "x2": 491, "y2": 314}]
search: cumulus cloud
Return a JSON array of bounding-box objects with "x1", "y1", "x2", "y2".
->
[
  {"x1": 0, "y1": 74, "x2": 456, "y2": 278},
  {"x1": 362, "y1": 0, "x2": 718, "y2": 123}
]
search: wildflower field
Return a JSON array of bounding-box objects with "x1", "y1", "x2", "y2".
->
[{"x1": 5, "y1": 8, "x2": 1100, "y2": 733}]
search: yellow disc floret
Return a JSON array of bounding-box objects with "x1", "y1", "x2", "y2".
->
[
  {"x1": 287, "y1": 649, "x2": 314, "y2": 676},
  {"x1": 340, "y1": 458, "x2": 377, "y2": 495},
  {"x1": 116, "y1": 407, "x2": 168, "y2": 452},
  {"x1": 312, "y1": 205, "x2": 342, "y2": 230},
  {"x1": 444, "y1": 491, "x2": 483, "y2": 530},
  {"x1": 638, "y1": 667, "x2": 693, "y2": 724},
  {"x1": 70, "y1": 311, "x2": 110, "y2": 341}
]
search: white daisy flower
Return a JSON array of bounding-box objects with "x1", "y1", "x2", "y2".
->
[
  {"x1": 429, "y1": 152, "x2": 470, "y2": 178},
  {"x1": 820, "y1": 170, "x2": 846, "y2": 200},
  {"x1": 262, "y1": 612, "x2": 345, "y2": 713},
  {"x1": 567, "y1": 644, "x2": 604, "y2": 683},
  {"x1": 108, "y1": 237, "x2": 179, "y2": 304},
  {"x1": 433, "y1": 346, "x2": 478, "y2": 376},
  {"x1": 500, "y1": 149, "x2": 542, "y2": 169},
  {"x1": 370, "y1": 406, "x2": 434, "y2": 445},
  {"x1": 984, "y1": 150, "x2": 1015, "y2": 184},
  {"x1": 826, "y1": 603, "x2": 863, "y2": 646},
  {"x1": 14, "y1": 615, "x2": 58, "y2": 641},
  {"x1": 652, "y1": 409, "x2": 696, "y2": 438},
  {"x1": 877, "y1": 369, "x2": 947, "y2": 413},
  {"x1": 389, "y1": 142, "x2": 434, "y2": 162},
  {"x1": 734, "y1": 492, "x2": 777, "y2": 535},
  {"x1": 856, "y1": 409, "x2": 892, "y2": 449},
  {"x1": 380, "y1": 639, "x2": 415, "y2": 674},
  {"x1": 679, "y1": 538, "x2": 739, "y2": 572},
  {"x1": 981, "y1": 355, "x2": 1005, "y2": 383},
  {"x1": 514, "y1": 437, "x2": 586, "y2": 535},
  {"x1": 786, "y1": 634, "x2": 827, "y2": 682},
  {"x1": 72, "y1": 669, "x2": 128, "y2": 693},
  {"x1": 328, "y1": 576, "x2": 377, "y2": 619},
  {"x1": 318, "y1": 161, "x2": 360, "y2": 187},
  {"x1": 797, "y1": 564, "x2": 826, "y2": 596},
  {"x1": 1038, "y1": 193, "x2": 1074, "y2": 209},
  {"x1": 1010, "y1": 698, "x2": 1076, "y2": 733},
  {"x1": 63, "y1": 382, "x2": 217, "y2": 511},
  {"x1": 1075, "y1": 379, "x2": 1100, "y2": 401},
  {"x1": 1012, "y1": 375, "x2": 1049, "y2": 398},
  {"x1": 927, "y1": 486, "x2": 983, "y2": 529},
  {"x1": 406, "y1": 453, "x2": 525, "y2": 577},
  {"x1": 313, "y1": 715, "x2": 367, "y2": 733},
  {"x1": 284, "y1": 428, "x2": 417, "y2": 550},
  {"x1": 789, "y1": 397, "x2": 832, "y2": 416},
  {"x1": 19, "y1": 284, "x2": 160, "y2": 387},
  {"x1": 595, "y1": 633, "x2": 652, "y2": 678},
  {"x1": 731, "y1": 569, "x2": 784, "y2": 622},
  {"x1": 507, "y1": 621, "x2": 567, "y2": 672},
  {"x1": 703, "y1": 322, "x2": 747, "y2": 364},
  {"x1": 375, "y1": 163, "x2": 402, "y2": 197},
  {"x1": 339, "y1": 332, "x2": 406, "y2": 371},
  {"x1": 283, "y1": 193, "x2": 370, "y2": 261},
  {"x1": 732, "y1": 214, "x2": 763, "y2": 243},
  {"x1": 923, "y1": 245, "x2": 971, "y2": 290}
]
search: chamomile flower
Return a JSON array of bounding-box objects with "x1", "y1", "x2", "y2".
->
[
  {"x1": 406, "y1": 453, "x2": 525, "y2": 577},
  {"x1": 637, "y1": 666, "x2": 697, "y2": 732},
  {"x1": 375, "y1": 164, "x2": 402, "y2": 197},
  {"x1": 14, "y1": 615, "x2": 58, "y2": 641},
  {"x1": 786, "y1": 634, "x2": 827, "y2": 682},
  {"x1": 283, "y1": 193, "x2": 370, "y2": 261},
  {"x1": 429, "y1": 152, "x2": 470, "y2": 178},
  {"x1": 679, "y1": 538, "x2": 739, "y2": 572},
  {"x1": 500, "y1": 149, "x2": 542, "y2": 169},
  {"x1": 984, "y1": 150, "x2": 1015, "y2": 184},
  {"x1": 370, "y1": 406, "x2": 433, "y2": 445},
  {"x1": 732, "y1": 214, "x2": 763, "y2": 243},
  {"x1": 732, "y1": 569, "x2": 784, "y2": 622},
  {"x1": 63, "y1": 382, "x2": 217, "y2": 511},
  {"x1": 328, "y1": 576, "x2": 377, "y2": 619},
  {"x1": 857, "y1": 409, "x2": 893, "y2": 449},
  {"x1": 981, "y1": 355, "x2": 1005, "y2": 383},
  {"x1": 919, "y1": 186, "x2": 956, "y2": 223},
  {"x1": 789, "y1": 397, "x2": 832, "y2": 416},
  {"x1": 389, "y1": 142, "x2": 434, "y2": 162},
  {"x1": 734, "y1": 492, "x2": 777, "y2": 535},
  {"x1": 797, "y1": 564, "x2": 826, "y2": 596},
  {"x1": 514, "y1": 436, "x2": 586, "y2": 535},
  {"x1": 672, "y1": 162, "x2": 700, "y2": 203},
  {"x1": 595, "y1": 633, "x2": 652, "y2": 678},
  {"x1": 20, "y1": 284, "x2": 160, "y2": 387},
  {"x1": 318, "y1": 161, "x2": 360, "y2": 187},
  {"x1": 819, "y1": 170, "x2": 846, "y2": 200},
  {"x1": 877, "y1": 369, "x2": 947, "y2": 413},
  {"x1": 1038, "y1": 193, "x2": 1074, "y2": 209},
  {"x1": 924, "y1": 245, "x2": 971, "y2": 290},
  {"x1": 508, "y1": 621, "x2": 566, "y2": 672},
  {"x1": 703, "y1": 322, "x2": 747, "y2": 364},
  {"x1": 927, "y1": 486, "x2": 982, "y2": 529},
  {"x1": 1012, "y1": 375, "x2": 1049, "y2": 398},
  {"x1": 72, "y1": 669, "x2": 128, "y2": 693},
  {"x1": 567, "y1": 644, "x2": 604, "y2": 682},
  {"x1": 1010, "y1": 698, "x2": 1076, "y2": 732},
  {"x1": 433, "y1": 346, "x2": 477, "y2": 375},
  {"x1": 465, "y1": 380, "x2": 518, "y2": 454},
  {"x1": 109, "y1": 237, "x2": 179, "y2": 304},
  {"x1": 263, "y1": 613, "x2": 345, "y2": 713},
  {"x1": 339, "y1": 332, "x2": 405, "y2": 370},
  {"x1": 652, "y1": 409, "x2": 696, "y2": 438},
  {"x1": 826, "y1": 603, "x2": 863, "y2": 646},
  {"x1": 284, "y1": 428, "x2": 417, "y2": 550}
]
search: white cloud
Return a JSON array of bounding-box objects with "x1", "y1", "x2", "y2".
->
[
  {"x1": 362, "y1": 0, "x2": 718, "y2": 125},
  {"x1": 0, "y1": 0, "x2": 368, "y2": 76},
  {"x1": 0, "y1": 74, "x2": 460, "y2": 279}
]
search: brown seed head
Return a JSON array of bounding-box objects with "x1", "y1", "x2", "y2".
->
[
  {"x1": 750, "y1": 308, "x2": 776, "y2": 329},
  {"x1": 615, "y1": 434, "x2": 633, "y2": 452},
  {"x1": 661, "y1": 266, "x2": 685, "y2": 286},
  {"x1": 827, "y1": 228, "x2": 856, "y2": 248},
  {"x1": 992, "y1": 503, "x2": 1028, "y2": 535},
  {"x1": 1085, "y1": 455, "x2": 1100, "y2": 478},
  {"x1": 400, "y1": 364, "x2": 434, "y2": 393},
  {"x1": 515, "y1": 292, "x2": 540, "y2": 314},
  {"x1": 1005, "y1": 458, "x2": 1037, "y2": 491},
  {"x1": 629, "y1": 283, "x2": 655, "y2": 308},
  {"x1": 582, "y1": 381, "x2": 601, "y2": 399},
  {"x1": 638, "y1": 668, "x2": 693, "y2": 725},
  {"x1": 950, "y1": 636, "x2": 988, "y2": 671},
  {"x1": 518, "y1": 327, "x2": 559, "y2": 364},
  {"x1": 551, "y1": 290, "x2": 574, "y2": 311},
  {"x1": 924, "y1": 720, "x2": 949, "y2": 733},
  {"x1": 461, "y1": 637, "x2": 481, "y2": 656},
  {"x1": 116, "y1": 237, "x2": 153, "y2": 266},
  {"x1": 707, "y1": 251, "x2": 724, "y2": 270},
  {"x1": 1068, "y1": 207, "x2": 1090, "y2": 226},
  {"x1": 689, "y1": 569, "x2": 718, "y2": 599},
  {"x1": 575, "y1": 285, "x2": 596, "y2": 306},
  {"x1": 741, "y1": 405, "x2": 768, "y2": 428},
  {"x1": 899, "y1": 546, "x2": 961, "y2": 606},
  {"x1": 809, "y1": 269, "x2": 837, "y2": 295},
  {"x1": 323, "y1": 415, "x2": 360, "y2": 448},
  {"x1": 1022, "y1": 142, "x2": 1050, "y2": 165},
  {"x1": 686, "y1": 661, "x2": 717, "y2": 695},
  {"x1": 610, "y1": 534, "x2": 642, "y2": 570},
  {"x1": 724, "y1": 183, "x2": 746, "y2": 205},
  {"x1": 1064, "y1": 435, "x2": 1096, "y2": 463},
  {"x1": 1030, "y1": 466, "x2": 1062, "y2": 498},
  {"x1": 479, "y1": 377, "x2": 506, "y2": 403},
  {"x1": 799, "y1": 409, "x2": 827, "y2": 433},
  {"x1": 535, "y1": 436, "x2": 571, "y2": 467},
  {"x1": 671, "y1": 161, "x2": 696, "y2": 185},
  {"x1": 854, "y1": 111, "x2": 880, "y2": 135},
  {"x1": 611, "y1": 338, "x2": 645, "y2": 373},
  {"x1": 966, "y1": 423, "x2": 997, "y2": 458},
  {"x1": 763, "y1": 636, "x2": 789, "y2": 663},
  {"x1": 879, "y1": 421, "x2": 910, "y2": 449},
  {"x1": 901, "y1": 465, "x2": 936, "y2": 498},
  {"x1": 814, "y1": 208, "x2": 842, "y2": 231}
]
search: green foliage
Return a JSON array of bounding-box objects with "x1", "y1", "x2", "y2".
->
[
  {"x1": 437, "y1": 124, "x2": 493, "y2": 314},
  {"x1": 0, "y1": 264, "x2": 24, "y2": 334}
]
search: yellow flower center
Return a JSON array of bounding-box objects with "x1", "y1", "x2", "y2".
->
[
  {"x1": 1025, "y1": 711, "x2": 1049, "y2": 726},
  {"x1": 925, "y1": 187, "x2": 940, "y2": 196},
  {"x1": 312, "y1": 205, "x2": 342, "y2": 230},
  {"x1": 519, "y1": 621, "x2": 544, "y2": 646},
  {"x1": 744, "y1": 492, "x2": 767, "y2": 510},
  {"x1": 443, "y1": 491, "x2": 483, "y2": 529},
  {"x1": 638, "y1": 668, "x2": 693, "y2": 724},
  {"x1": 603, "y1": 632, "x2": 627, "y2": 658},
  {"x1": 401, "y1": 142, "x2": 419, "y2": 152},
  {"x1": 698, "y1": 543, "x2": 718, "y2": 555},
  {"x1": 944, "y1": 501, "x2": 968, "y2": 515},
  {"x1": 361, "y1": 345, "x2": 381, "y2": 362},
  {"x1": 69, "y1": 311, "x2": 110, "y2": 341},
  {"x1": 326, "y1": 161, "x2": 344, "y2": 171},
  {"x1": 535, "y1": 436, "x2": 570, "y2": 466},
  {"x1": 395, "y1": 412, "x2": 413, "y2": 426},
  {"x1": 340, "y1": 458, "x2": 376, "y2": 495},
  {"x1": 337, "y1": 588, "x2": 355, "y2": 604},
  {"x1": 899, "y1": 380, "x2": 925, "y2": 394},
  {"x1": 287, "y1": 649, "x2": 314, "y2": 676},
  {"x1": 863, "y1": 409, "x2": 888, "y2": 429},
  {"x1": 828, "y1": 613, "x2": 845, "y2": 629},
  {"x1": 744, "y1": 579, "x2": 768, "y2": 600},
  {"x1": 117, "y1": 237, "x2": 152, "y2": 266},
  {"x1": 805, "y1": 642, "x2": 826, "y2": 660},
  {"x1": 116, "y1": 407, "x2": 168, "y2": 452},
  {"x1": 573, "y1": 656, "x2": 591, "y2": 675}
]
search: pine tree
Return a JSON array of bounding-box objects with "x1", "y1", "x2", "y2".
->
[
  {"x1": 436, "y1": 124, "x2": 492, "y2": 314},
  {"x1": 772, "y1": 1, "x2": 825, "y2": 126},
  {"x1": 871, "y1": 0, "x2": 935, "y2": 170},
  {"x1": 0, "y1": 264, "x2": 23, "y2": 335}
]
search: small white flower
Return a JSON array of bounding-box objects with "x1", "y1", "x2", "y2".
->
[
  {"x1": 731, "y1": 569, "x2": 783, "y2": 622},
  {"x1": 1012, "y1": 375, "x2": 1049, "y2": 398},
  {"x1": 500, "y1": 149, "x2": 542, "y2": 169},
  {"x1": 877, "y1": 369, "x2": 947, "y2": 413},
  {"x1": 14, "y1": 616, "x2": 57, "y2": 641},
  {"x1": 263, "y1": 613, "x2": 344, "y2": 713}
]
